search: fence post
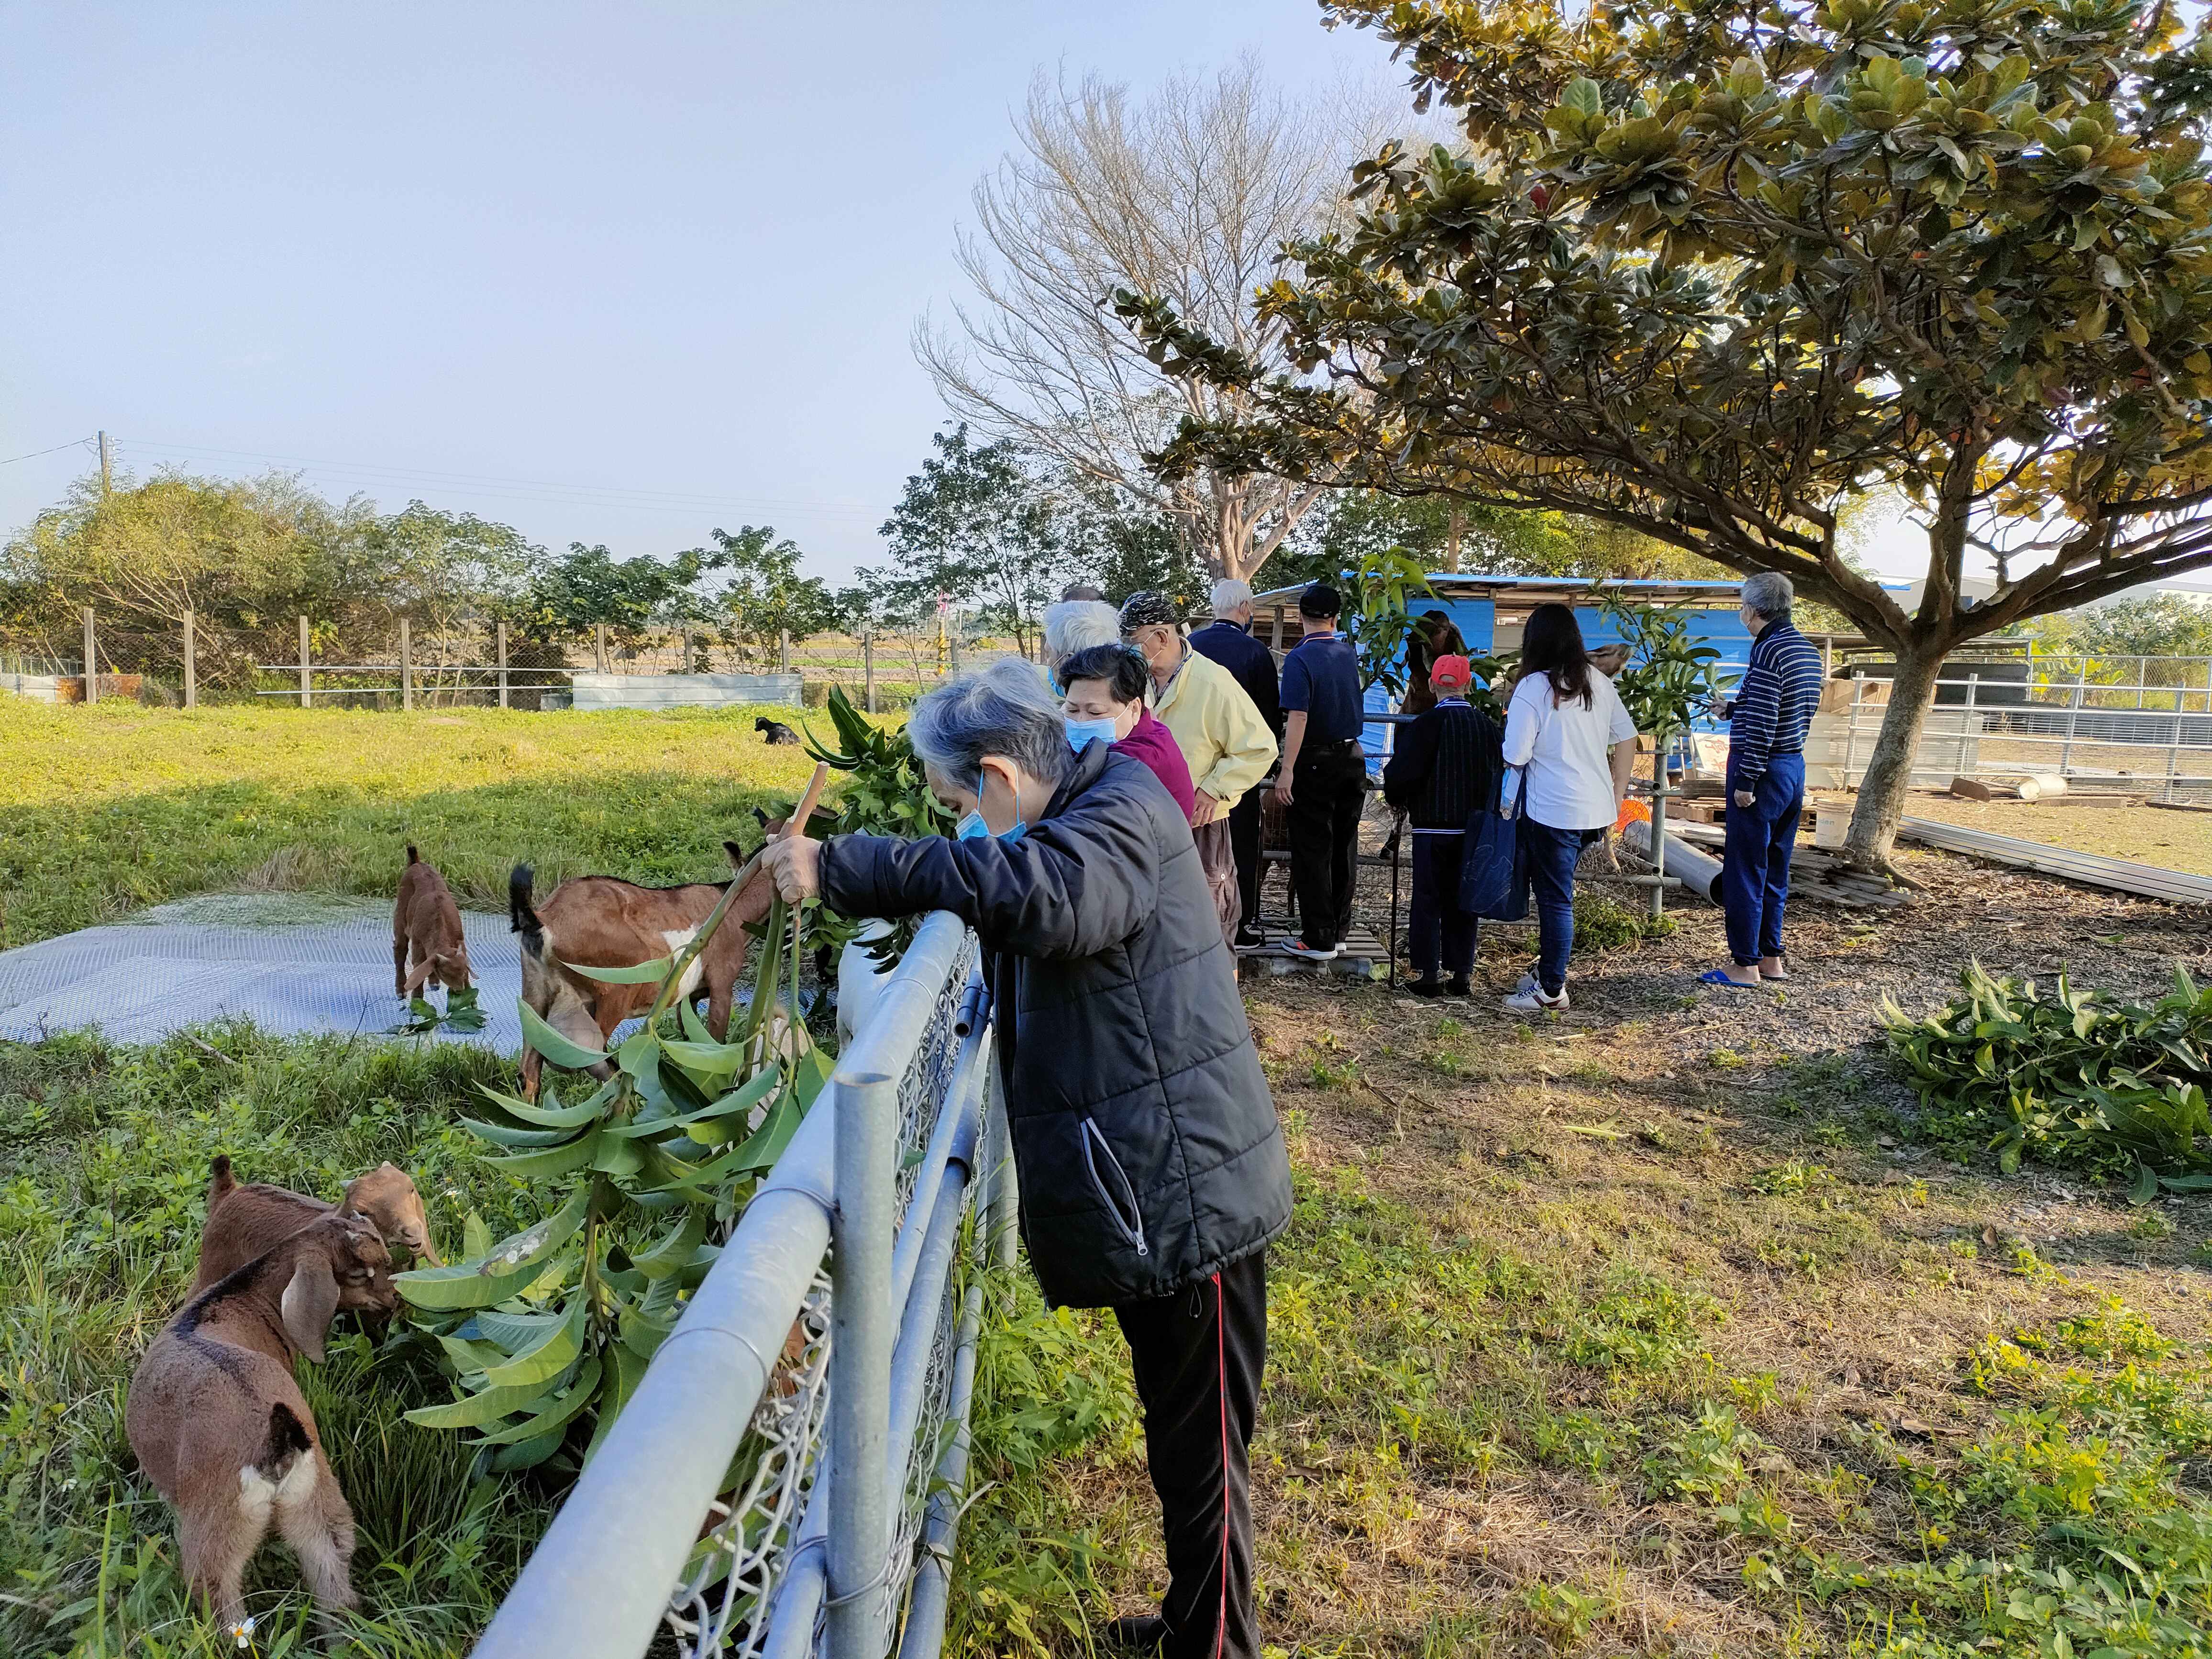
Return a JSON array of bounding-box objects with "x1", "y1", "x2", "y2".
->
[
  {"x1": 949, "y1": 612, "x2": 962, "y2": 676},
  {"x1": 2061, "y1": 663, "x2": 2085, "y2": 776},
  {"x1": 2166, "y1": 703, "x2": 2184, "y2": 803},
  {"x1": 400, "y1": 618, "x2": 414, "y2": 712},
  {"x1": 1646, "y1": 720, "x2": 1669, "y2": 922},
  {"x1": 863, "y1": 624, "x2": 876, "y2": 714},
  {"x1": 497, "y1": 619, "x2": 510, "y2": 709},
  {"x1": 827, "y1": 1069, "x2": 896, "y2": 1658},
  {"x1": 299, "y1": 617, "x2": 312, "y2": 708},
  {"x1": 1961, "y1": 671, "x2": 1978, "y2": 778},
  {"x1": 1844, "y1": 674, "x2": 1864, "y2": 786},
  {"x1": 778, "y1": 628, "x2": 790, "y2": 674},
  {"x1": 183, "y1": 611, "x2": 196, "y2": 708},
  {"x1": 2138, "y1": 655, "x2": 2148, "y2": 711},
  {"x1": 594, "y1": 622, "x2": 608, "y2": 673},
  {"x1": 82, "y1": 606, "x2": 97, "y2": 704}
]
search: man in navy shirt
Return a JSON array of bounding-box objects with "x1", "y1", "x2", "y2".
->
[
  {"x1": 1708, "y1": 571, "x2": 1827, "y2": 988},
  {"x1": 1273, "y1": 584, "x2": 1367, "y2": 959},
  {"x1": 1190, "y1": 578, "x2": 1283, "y2": 947}
]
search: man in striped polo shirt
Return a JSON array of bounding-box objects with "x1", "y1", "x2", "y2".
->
[{"x1": 1708, "y1": 571, "x2": 1827, "y2": 988}]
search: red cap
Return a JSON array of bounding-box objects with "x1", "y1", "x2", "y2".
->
[{"x1": 1430, "y1": 653, "x2": 1473, "y2": 691}]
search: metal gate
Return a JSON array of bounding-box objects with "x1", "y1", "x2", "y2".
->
[{"x1": 470, "y1": 912, "x2": 1011, "y2": 1659}]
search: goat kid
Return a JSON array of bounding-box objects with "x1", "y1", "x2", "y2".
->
[
  {"x1": 192, "y1": 1155, "x2": 438, "y2": 1295},
  {"x1": 508, "y1": 845, "x2": 775, "y2": 1099},
  {"x1": 126, "y1": 1212, "x2": 397, "y2": 1633},
  {"x1": 393, "y1": 845, "x2": 472, "y2": 999}
]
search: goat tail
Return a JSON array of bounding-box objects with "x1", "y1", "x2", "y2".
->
[
  {"x1": 262, "y1": 1402, "x2": 313, "y2": 1475},
  {"x1": 509, "y1": 864, "x2": 544, "y2": 952},
  {"x1": 208, "y1": 1154, "x2": 236, "y2": 1202},
  {"x1": 406, "y1": 842, "x2": 420, "y2": 865}
]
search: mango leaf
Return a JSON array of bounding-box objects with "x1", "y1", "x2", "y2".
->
[
  {"x1": 488, "y1": 1422, "x2": 571, "y2": 1473},
  {"x1": 395, "y1": 1188, "x2": 590, "y2": 1310},
  {"x1": 458, "y1": 1116, "x2": 576, "y2": 1149},
  {"x1": 632, "y1": 1207, "x2": 707, "y2": 1281},
  {"x1": 486, "y1": 1126, "x2": 605, "y2": 1179},
  {"x1": 474, "y1": 1082, "x2": 607, "y2": 1130},
  {"x1": 462, "y1": 1211, "x2": 492, "y2": 1261},
  {"x1": 406, "y1": 1353, "x2": 584, "y2": 1431},
  {"x1": 484, "y1": 1293, "x2": 588, "y2": 1390},
  {"x1": 472, "y1": 1352, "x2": 605, "y2": 1447},
  {"x1": 519, "y1": 1001, "x2": 609, "y2": 1070},
  {"x1": 582, "y1": 1341, "x2": 653, "y2": 1467},
  {"x1": 566, "y1": 956, "x2": 675, "y2": 985}
]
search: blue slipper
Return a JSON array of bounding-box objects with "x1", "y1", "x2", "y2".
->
[{"x1": 1699, "y1": 969, "x2": 1762, "y2": 988}]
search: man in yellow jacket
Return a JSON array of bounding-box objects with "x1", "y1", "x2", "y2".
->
[{"x1": 1120, "y1": 591, "x2": 1279, "y2": 942}]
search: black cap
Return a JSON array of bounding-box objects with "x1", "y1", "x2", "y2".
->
[{"x1": 1298, "y1": 583, "x2": 1343, "y2": 619}]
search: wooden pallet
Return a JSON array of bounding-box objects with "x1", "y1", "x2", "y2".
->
[{"x1": 1236, "y1": 921, "x2": 1390, "y2": 980}]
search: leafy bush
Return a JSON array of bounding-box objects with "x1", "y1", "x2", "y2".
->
[{"x1": 1883, "y1": 962, "x2": 2212, "y2": 1198}]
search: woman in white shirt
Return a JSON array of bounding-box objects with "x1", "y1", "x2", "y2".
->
[{"x1": 1499, "y1": 604, "x2": 1638, "y2": 1013}]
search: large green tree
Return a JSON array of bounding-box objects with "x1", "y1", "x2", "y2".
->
[
  {"x1": 692, "y1": 525, "x2": 839, "y2": 667},
  {"x1": 1120, "y1": 0, "x2": 2212, "y2": 865},
  {"x1": 867, "y1": 425, "x2": 1072, "y2": 656}
]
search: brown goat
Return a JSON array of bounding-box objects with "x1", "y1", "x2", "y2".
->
[
  {"x1": 191, "y1": 1156, "x2": 439, "y2": 1295},
  {"x1": 508, "y1": 844, "x2": 775, "y2": 1098},
  {"x1": 393, "y1": 845, "x2": 472, "y2": 999},
  {"x1": 126, "y1": 1212, "x2": 397, "y2": 1632}
]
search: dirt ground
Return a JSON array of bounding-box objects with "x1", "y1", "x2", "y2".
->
[
  {"x1": 1897, "y1": 791, "x2": 2212, "y2": 875},
  {"x1": 1046, "y1": 805, "x2": 2212, "y2": 1654}
]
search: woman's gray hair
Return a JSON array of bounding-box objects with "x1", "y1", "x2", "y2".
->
[
  {"x1": 1211, "y1": 577, "x2": 1253, "y2": 616},
  {"x1": 1741, "y1": 571, "x2": 1793, "y2": 620},
  {"x1": 908, "y1": 658, "x2": 1078, "y2": 795},
  {"x1": 1041, "y1": 600, "x2": 1123, "y2": 668}
]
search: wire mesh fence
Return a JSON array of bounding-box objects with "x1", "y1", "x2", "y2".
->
[{"x1": 1, "y1": 602, "x2": 1038, "y2": 712}]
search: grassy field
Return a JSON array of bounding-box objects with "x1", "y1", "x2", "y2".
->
[
  {"x1": 0, "y1": 699, "x2": 831, "y2": 948},
  {"x1": 5, "y1": 704, "x2": 2212, "y2": 1657}
]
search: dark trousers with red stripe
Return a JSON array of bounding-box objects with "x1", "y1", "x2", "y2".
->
[{"x1": 1112, "y1": 1250, "x2": 1267, "y2": 1659}]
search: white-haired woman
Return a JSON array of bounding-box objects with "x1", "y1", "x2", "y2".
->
[
  {"x1": 1040, "y1": 599, "x2": 1123, "y2": 683},
  {"x1": 760, "y1": 657, "x2": 1290, "y2": 1659}
]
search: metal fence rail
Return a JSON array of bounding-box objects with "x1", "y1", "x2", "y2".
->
[
  {"x1": 471, "y1": 912, "x2": 1000, "y2": 1659},
  {"x1": 1818, "y1": 662, "x2": 2212, "y2": 799}
]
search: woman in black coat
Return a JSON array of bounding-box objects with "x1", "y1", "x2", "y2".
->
[{"x1": 761, "y1": 659, "x2": 1290, "y2": 1659}]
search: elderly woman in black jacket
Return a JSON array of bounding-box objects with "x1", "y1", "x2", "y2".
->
[{"x1": 761, "y1": 658, "x2": 1291, "y2": 1659}]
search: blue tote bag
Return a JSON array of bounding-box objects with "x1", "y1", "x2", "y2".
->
[{"x1": 1459, "y1": 766, "x2": 1529, "y2": 921}]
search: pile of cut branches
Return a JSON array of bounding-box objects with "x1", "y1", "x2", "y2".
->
[{"x1": 1884, "y1": 963, "x2": 2212, "y2": 1201}]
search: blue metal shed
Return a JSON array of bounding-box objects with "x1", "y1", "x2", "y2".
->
[{"x1": 1253, "y1": 573, "x2": 1756, "y2": 759}]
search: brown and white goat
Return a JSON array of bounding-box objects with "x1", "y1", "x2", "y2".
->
[
  {"x1": 191, "y1": 1155, "x2": 439, "y2": 1295},
  {"x1": 126, "y1": 1212, "x2": 397, "y2": 1632},
  {"x1": 508, "y1": 845, "x2": 775, "y2": 1098},
  {"x1": 393, "y1": 845, "x2": 472, "y2": 999}
]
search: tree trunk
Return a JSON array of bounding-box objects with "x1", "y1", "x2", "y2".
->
[{"x1": 1842, "y1": 635, "x2": 1947, "y2": 867}]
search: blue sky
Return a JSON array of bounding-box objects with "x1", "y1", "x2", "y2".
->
[{"x1": 0, "y1": 1, "x2": 1408, "y2": 584}]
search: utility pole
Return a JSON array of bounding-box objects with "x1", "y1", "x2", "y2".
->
[{"x1": 98, "y1": 432, "x2": 112, "y2": 497}]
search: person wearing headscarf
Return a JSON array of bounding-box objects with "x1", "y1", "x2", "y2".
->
[{"x1": 1119, "y1": 590, "x2": 1277, "y2": 943}]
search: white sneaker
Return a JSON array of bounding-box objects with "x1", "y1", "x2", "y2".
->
[
  {"x1": 1502, "y1": 981, "x2": 1569, "y2": 1014},
  {"x1": 1281, "y1": 939, "x2": 1339, "y2": 962}
]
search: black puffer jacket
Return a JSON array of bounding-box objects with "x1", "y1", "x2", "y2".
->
[{"x1": 819, "y1": 744, "x2": 1292, "y2": 1309}]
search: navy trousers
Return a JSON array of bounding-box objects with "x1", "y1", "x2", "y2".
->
[
  {"x1": 1521, "y1": 818, "x2": 1602, "y2": 995},
  {"x1": 1722, "y1": 751, "x2": 1805, "y2": 966},
  {"x1": 1408, "y1": 833, "x2": 1477, "y2": 979}
]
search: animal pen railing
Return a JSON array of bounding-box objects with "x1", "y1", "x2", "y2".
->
[
  {"x1": 473, "y1": 912, "x2": 1010, "y2": 1659},
  {"x1": 1817, "y1": 655, "x2": 2212, "y2": 799}
]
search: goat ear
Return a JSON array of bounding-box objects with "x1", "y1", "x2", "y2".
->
[
  {"x1": 402, "y1": 955, "x2": 435, "y2": 995},
  {"x1": 280, "y1": 1256, "x2": 341, "y2": 1363}
]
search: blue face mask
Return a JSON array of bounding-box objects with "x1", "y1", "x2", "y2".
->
[
  {"x1": 1065, "y1": 717, "x2": 1118, "y2": 752},
  {"x1": 954, "y1": 778, "x2": 1026, "y2": 844}
]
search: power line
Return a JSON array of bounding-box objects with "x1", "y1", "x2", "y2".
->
[
  {"x1": 0, "y1": 437, "x2": 96, "y2": 468},
  {"x1": 112, "y1": 436, "x2": 887, "y2": 520}
]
